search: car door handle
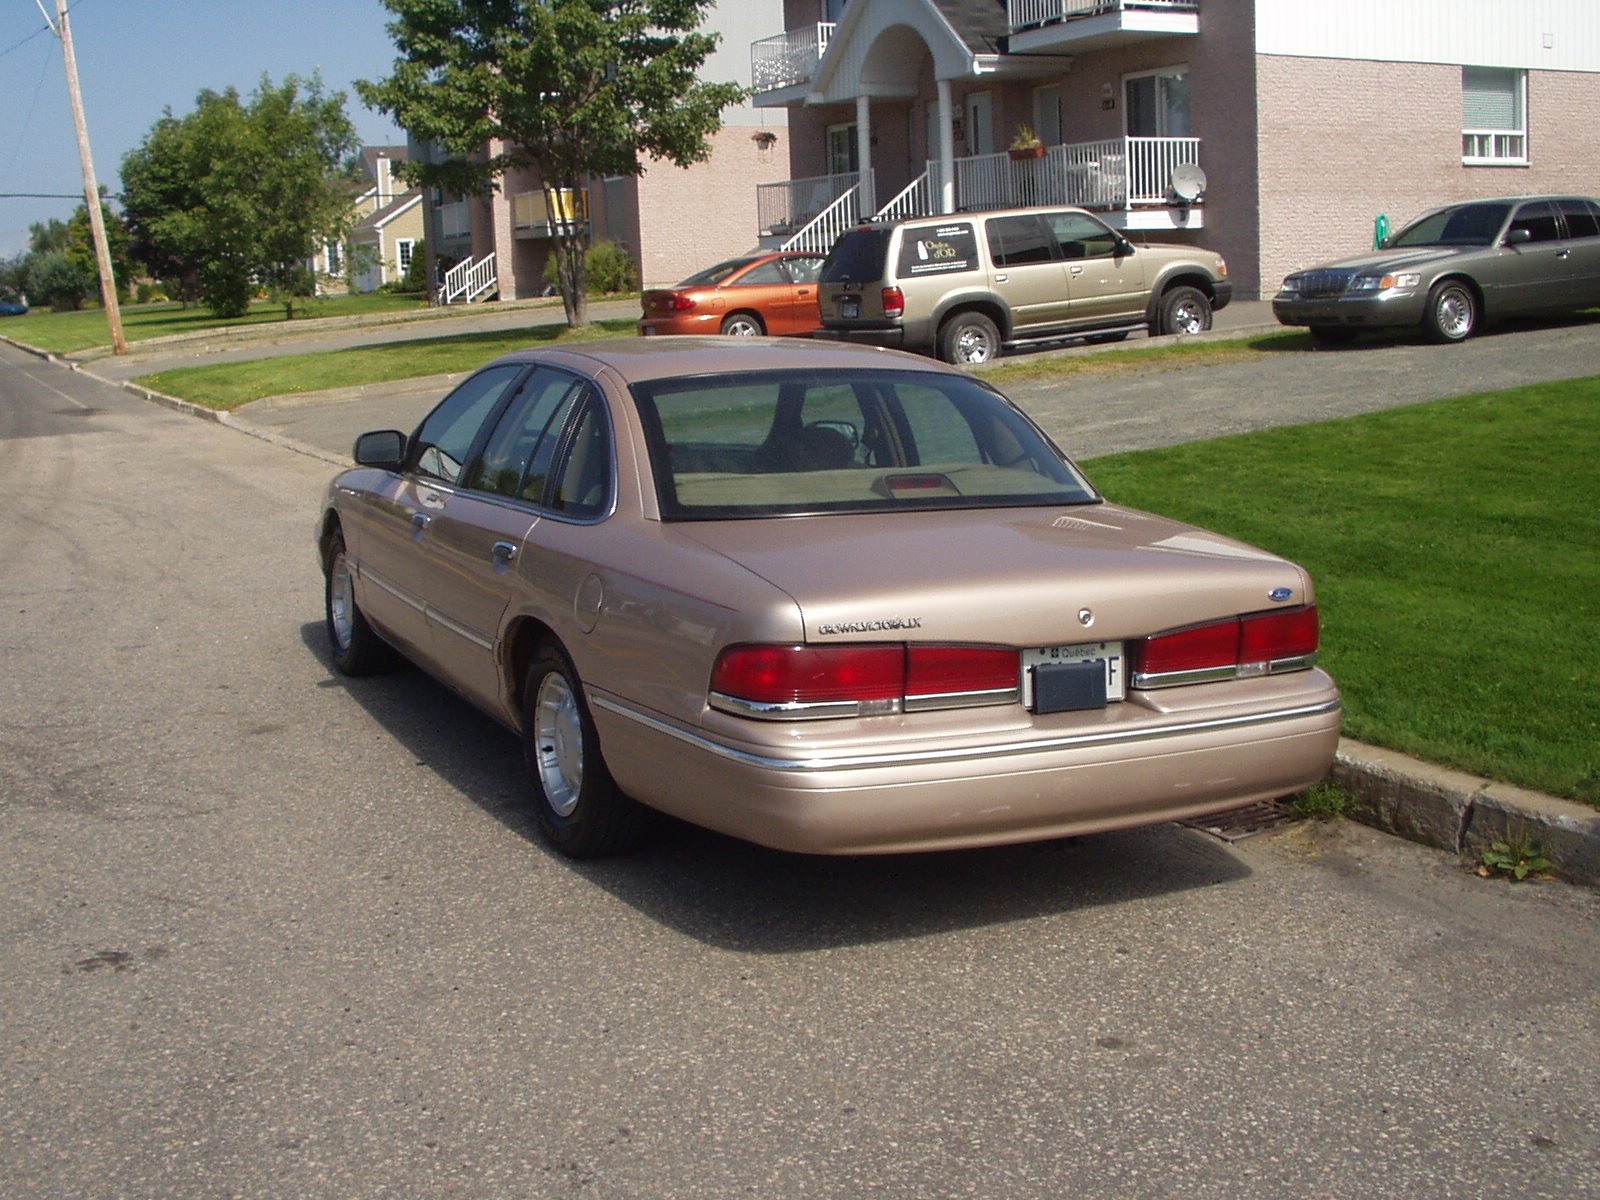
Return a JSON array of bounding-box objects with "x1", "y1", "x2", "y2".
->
[
  {"x1": 411, "y1": 512, "x2": 432, "y2": 539},
  {"x1": 1556, "y1": 249, "x2": 1571, "y2": 259},
  {"x1": 1070, "y1": 265, "x2": 1085, "y2": 276},
  {"x1": 491, "y1": 541, "x2": 518, "y2": 570}
]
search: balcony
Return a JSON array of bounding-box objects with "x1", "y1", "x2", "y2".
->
[
  {"x1": 1007, "y1": 0, "x2": 1198, "y2": 53},
  {"x1": 751, "y1": 23, "x2": 834, "y2": 99},
  {"x1": 760, "y1": 138, "x2": 1205, "y2": 253},
  {"x1": 512, "y1": 189, "x2": 588, "y2": 238}
]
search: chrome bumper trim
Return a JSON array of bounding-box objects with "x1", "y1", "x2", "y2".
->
[{"x1": 591, "y1": 695, "x2": 1343, "y2": 774}]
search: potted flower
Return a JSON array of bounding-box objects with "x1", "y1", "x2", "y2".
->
[{"x1": 1008, "y1": 124, "x2": 1045, "y2": 160}]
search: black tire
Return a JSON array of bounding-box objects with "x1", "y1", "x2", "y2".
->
[
  {"x1": 1308, "y1": 325, "x2": 1358, "y2": 346},
  {"x1": 1421, "y1": 279, "x2": 1476, "y2": 343},
  {"x1": 1152, "y1": 285, "x2": 1213, "y2": 337},
  {"x1": 324, "y1": 530, "x2": 397, "y2": 676},
  {"x1": 522, "y1": 642, "x2": 652, "y2": 858},
  {"x1": 720, "y1": 311, "x2": 764, "y2": 336},
  {"x1": 938, "y1": 311, "x2": 1001, "y2": 364}
]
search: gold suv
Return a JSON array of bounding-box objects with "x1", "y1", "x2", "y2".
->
[{"x1": 817, "y1": 205, "x2": 1232, "y2": 364}]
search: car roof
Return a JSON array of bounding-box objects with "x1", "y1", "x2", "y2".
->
[{"x1": 483, "y1": 336, "x2": 967, "y2": 385}]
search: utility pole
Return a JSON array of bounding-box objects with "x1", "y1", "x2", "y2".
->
[{"x1": 43, "y1": 0, "x2": 125, "y2": 354}]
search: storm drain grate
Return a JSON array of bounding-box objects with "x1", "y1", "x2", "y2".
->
[{"x1": 1180, "y1": 799, "x2": 1300, "y2": 842}]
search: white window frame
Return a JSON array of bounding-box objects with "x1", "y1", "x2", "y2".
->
[
  {"x1": 1462, "y1": 67, "x2": 1527, "y2": 166},
  {"x1": 396, "y1": 238, "x2": 415, "y2": 276},
  {"x1": 826, "y1": 122, "x2": 859, "y2": 176}
]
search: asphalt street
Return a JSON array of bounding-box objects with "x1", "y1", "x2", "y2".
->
[{"x1": 1, "y1": 327, "x2": 1598, "y2": 1198}]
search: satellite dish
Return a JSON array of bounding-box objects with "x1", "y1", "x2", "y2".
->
[{"x1": 1170, "y1": 163, "x2": 1207, "y2": 203}]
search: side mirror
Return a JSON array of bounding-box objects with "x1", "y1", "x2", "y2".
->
[
  {"x1": 1504, "y1": 228, "x2": 1532, "y2": 246},
  {"x1": 352, "y1": 429, "x2": 406, "y2": 469},
  {"x1": 1116, "y1": 237, "x2": 1136, "y2": 257}
]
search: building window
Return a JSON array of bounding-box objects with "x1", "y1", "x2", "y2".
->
[
  {"x1": 326, "y1": 241, "x2": 342, "y2": 275},
  {"x1": 1462, "y1": 67, "x2": 1527, "y2": 164},
  {"x1": 827, "y1": 123, "x2": 859, "y2": 176},
  {"x1": 1125, "y1": 68, "x2": 1189, "y2": 138},
  {"x1": 1033, "y1": 85, "x2": 1062, "y2": 147},
  {"x1": 397, "y1": 239, "x2": 415, "y2": 275}
]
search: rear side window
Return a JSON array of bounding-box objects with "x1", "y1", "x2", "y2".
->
[
  {"x1": 988, "y1": 215, "x2": 1057, "y2": 267},
  {"x1": 896, "y1": 222, "x2": 979, "y2": 278},
  {"x1": 466, "y1": 367, "x2": 588, "y2": 500},
  {"x1": 820, "y1": 230, "x2": 891, "y2": 284},
  {"x1": 1556, "y1": 198, "x2": 1600, "y2": 240}
]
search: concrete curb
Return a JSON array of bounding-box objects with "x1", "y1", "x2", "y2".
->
[{"x1": 1331, "y1": 739, "x2": 1600, "y2": 887}]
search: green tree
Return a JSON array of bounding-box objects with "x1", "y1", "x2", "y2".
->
[
  {"x1": 27, "y1": 218, "x2": 72, "y2": 256},
  {"x1": 66, "y1": 200, "x2": 135, "y2": 302},
  {"x1": 29, "y1": 250, "x2": 95, "y2": 311},
  {"x1": 120, "y1": 75, "x2": 359, "y2": 319},
  {"x1": 358, "y1": 0, "x2": 745, "y2": 328}
]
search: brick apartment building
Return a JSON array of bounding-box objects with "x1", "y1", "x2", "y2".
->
[{"x1": 749, "y1": 0, "x2": 1600, "y2": 299}]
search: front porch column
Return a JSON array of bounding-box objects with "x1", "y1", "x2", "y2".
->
[
  {"x1": 936, "y1": 79, "x2": 955, "y2": 214},
  {"x1": 855, "y1": 93, "x2": 877, "y2": 215}
]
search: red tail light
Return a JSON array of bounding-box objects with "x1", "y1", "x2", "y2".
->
[
  {"x1": 671, "y1": 292, "x2": 698, "y2": 311},
  {"x1": 1132, "y1": 606, "x2": 1319, "y2": 688},
  {"x1": 711, "y1": 643, "x2": 1018, "y2": 719},
  {"x1": 882, "y1": 286, "x2": 905, "y2": 319}
]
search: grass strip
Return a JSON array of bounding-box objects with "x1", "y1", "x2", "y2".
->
[
  {"x1": 2, "y1": 294, "x2": 431, "y2": 354},
  {"x1": 1085, "y1": 376, "x2": 1600, "y2": 807},
  {"x1": 137, "y1": 318, "x2": 638, "y2": 410}
]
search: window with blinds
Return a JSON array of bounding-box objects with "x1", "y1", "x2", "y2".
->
[{"x1": 1462, "y1": 67, "x2": 1527, "y2": 164}]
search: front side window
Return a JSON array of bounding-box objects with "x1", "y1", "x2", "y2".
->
[
  {"x1": 634, "y1": 369, "x2": 1097, "y2": 521},
  {"x1": 1463, "y1": 67, "x2": 1527, "y2": 164},
  {"x1": 410, "y1": 365, "x2": 526, "y2": 484},
  {"x1": 1510, "y1": 200, "x2": 1561, "y2": 243},
  {"x1": 1045, "y1": 211, "x2": 1122, "y2": 260}
]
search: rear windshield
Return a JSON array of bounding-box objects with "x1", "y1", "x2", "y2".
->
[
  {"x1": 676, "y1": 257, "x2": 757, "y2": 287},
  {"x1": 819, "y1": 230, "x2": 891, "y2": 284},
  {"x1": 631, "y1": 368, "x2": 1098, "y2": 520}
]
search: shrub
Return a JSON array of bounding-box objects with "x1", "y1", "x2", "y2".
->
[
  {"x1": 543, "y1": 240, "x2": 639, "y2": 296},
  {"x1": 30, "y1": 251, "x2": 96, "y2": 311}
]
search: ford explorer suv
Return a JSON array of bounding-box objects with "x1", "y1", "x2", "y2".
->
[{"x1": 817, "y1": 206, "x2": 1232, "y2": 364}]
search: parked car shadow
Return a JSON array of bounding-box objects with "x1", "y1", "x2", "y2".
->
[
  {"x1": 1262, "y1": 307, "x2": 1600, "y2": 352},
  {"x1": 302, "y1": 622, "x2": 1252, "y2": 953}
]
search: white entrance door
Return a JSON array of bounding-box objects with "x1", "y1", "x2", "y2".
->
[{"x1": 965, "y1": 91, "x2": 993, "y2": 156}]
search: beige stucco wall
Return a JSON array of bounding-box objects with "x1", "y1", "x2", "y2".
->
[
  {"x1": 634, "y1": 122, "x2": 791, "y2": 287},
  {"x1": 1255, "y1": 56, "x2": 1600, "y2": 293}
]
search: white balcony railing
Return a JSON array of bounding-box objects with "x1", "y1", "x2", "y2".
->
[
  {"x1": 950, "y1": 137, "x2": 1199, "y2": 213},
  {"x1": 757, "y1": 170, "x2": 861, "y2": 238},
  {"x1": 511, "y1": 188, "x2": 586, "y2": 236},
  {"x1": 751, "y1": 23, "x2": 834, "y2": 93},
  {"x1": 1008, "y1": 0, "x2": 1197, "y2": 29}
]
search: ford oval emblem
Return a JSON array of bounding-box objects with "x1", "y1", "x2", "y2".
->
[{"x1": 1269, "y1": 587, "x2": 1293, "y2": 603}]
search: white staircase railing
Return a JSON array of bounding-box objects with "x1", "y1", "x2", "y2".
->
[
  {"x1": 780, "y1": 182, "x2": 864, "y2": 254},
  {"x1": 442, "y1": 251, "x2": 497, "y2": 304}
]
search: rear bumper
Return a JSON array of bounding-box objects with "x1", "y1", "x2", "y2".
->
[{"x1": 592, "y1": 675, "x2": 1342, "y2": 855}]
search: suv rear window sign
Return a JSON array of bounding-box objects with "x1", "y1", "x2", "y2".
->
[{"x1": 898, "y1": 224, "x2": 978, "y2": 277}]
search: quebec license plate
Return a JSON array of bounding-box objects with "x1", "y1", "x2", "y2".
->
[
  {"x1": 1021, "y1": 642, "x2": 1125, "y2": 713},
  {"x1": 839, "y1": 297, "x2": 860, "y2": 319}
]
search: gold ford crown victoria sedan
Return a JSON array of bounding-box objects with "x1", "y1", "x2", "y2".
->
[{"x1": 317, "y1": 338, "x2": 1340, "y2": 858}]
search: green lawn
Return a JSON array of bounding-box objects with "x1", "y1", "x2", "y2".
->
[
  {"x1": 1085, "y1": 377, "x2": 1600, "y2": 807},
  {"x1": 137, "y1": 318, "x2": 639, "y2": 410},
  {"x1": 1, "y1": 293, "x2": 431, "y2": 354}
]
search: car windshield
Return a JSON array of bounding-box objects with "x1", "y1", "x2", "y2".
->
[
  {"x1": 632, "y1": 368, "x2": 1098, "y2": 520},
  {"x1": 675, "y1": 258, "x2": 757, "y2": 288},
  {"x1": 1388, "y1": 202, "x2": 1513, "y2": 248}
]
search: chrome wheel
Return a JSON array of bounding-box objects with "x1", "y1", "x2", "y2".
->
[
  {"x1": 1424, "y1": 282, "x2": 1476, "y2": 343},
  {"x1": 533, "y1": 671, "x2": 585, "y2": 818},
  {"x1": 1168, "y1": 297, "x2": 1207, "y2": 335},
  {"x1": 940, "y1": 313, "x2": 1000, "y2": 365},
  {"x1": 721, "y1": 313, "x2": 763, "y2": 336},
  {"x1": 1156, "y1": 285, "x2": 1213, "y2": 337},
  {"x1": 328, "y1": 550, "x2": 356, "y2": 653}
]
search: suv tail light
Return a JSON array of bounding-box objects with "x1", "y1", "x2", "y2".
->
[
  {"x1": 1131, "y1": 606, "x2": 1319, "y2": 688},
  {"x1": 710, "y1": 643, "x2": 1018, "y2": 719},
  {"x1": 881, "y1": 286, "x2": 905, "y2": 319}
]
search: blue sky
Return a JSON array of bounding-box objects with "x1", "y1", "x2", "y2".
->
[{"x1": 0, "y1": 0, "x2": 406, "y2": 258}]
